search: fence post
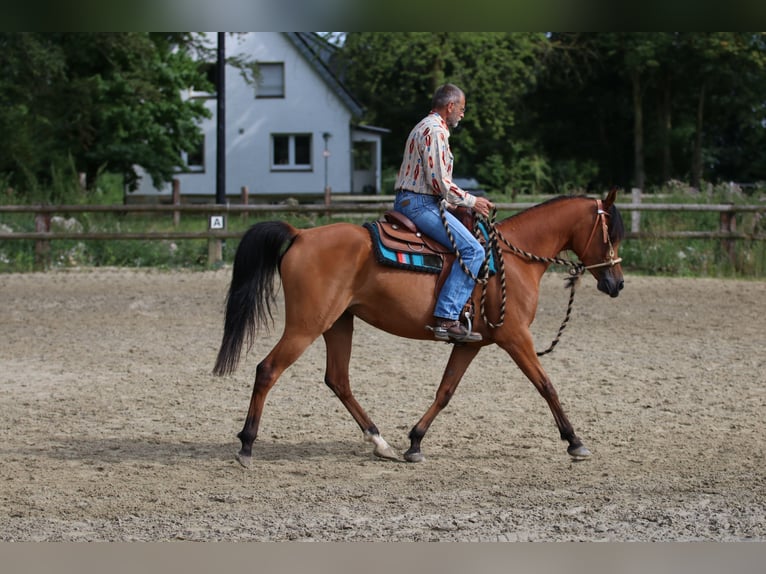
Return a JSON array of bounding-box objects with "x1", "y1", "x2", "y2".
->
[
  {"x1": 241, "y1": 186, "x2": 249, "y2": 222},
  {"x1": 324, "y1": 185, "x2": 332, "y2": 220},
  {"x1": 631, "y1": 187, "x2": 642, "y2": 234},
  {"x1": 208, "y1": 213, "x2": 226, "y2": 267},
  {"x1": 719, "y1": 208, "x2": 737, "y2": 263},
  {"x1": 34, "y1": 212, "x2": 51, "y2": 271},
  {"x1": 172, "y1": 179, "x2": 181, "y2": 227}
]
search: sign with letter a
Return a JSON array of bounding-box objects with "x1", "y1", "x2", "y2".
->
[{"x1": 209, "y1": 215, "x2": 225, "y2": 230}]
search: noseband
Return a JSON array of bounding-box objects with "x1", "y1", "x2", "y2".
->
[{"x1": 581, "y1": 199, "x2": 623, "y2": 271}]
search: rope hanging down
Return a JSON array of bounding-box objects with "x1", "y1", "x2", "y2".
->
[{"x1": 437, "y1": 201, "x2": 586, "y2": 356}]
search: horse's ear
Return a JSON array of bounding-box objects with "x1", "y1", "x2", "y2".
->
[{"x1": 603, "y1": 187, "x2": 618, "y2": 210}]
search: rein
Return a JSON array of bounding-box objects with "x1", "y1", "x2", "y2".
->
[{"x1": 438, "y1": 198, "x2": 621, "y2": 356}]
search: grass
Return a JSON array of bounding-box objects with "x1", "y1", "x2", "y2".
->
[
  {"x1": 1, "y1": 175, "x2": 764, "y2": 278},
  {"x1": 616, "y1": 184, "x2": 766, "y2": 277}
]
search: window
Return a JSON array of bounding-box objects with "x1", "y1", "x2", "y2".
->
[
  {"x1": 271, "y1": 134, "x2": 312, "y2": 170},
  {"x1": 257, "y1": 62, "x2": 285, "y2": 98}
]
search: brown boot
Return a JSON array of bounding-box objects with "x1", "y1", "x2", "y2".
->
[{"x1": 429, "y1": 318, "x2": 482, "y2": 343}]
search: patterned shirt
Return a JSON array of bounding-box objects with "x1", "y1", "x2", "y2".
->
[{"x1": 394, "y1": 112, "x2": 476, "y2": 208}]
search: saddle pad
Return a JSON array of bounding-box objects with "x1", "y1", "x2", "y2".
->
[
  {"x1": 364, "y1": 222, "x2": 443, "y2": 273},
  {"x1": 363, "y1": 221, "x2": 497, "y2": 276}
]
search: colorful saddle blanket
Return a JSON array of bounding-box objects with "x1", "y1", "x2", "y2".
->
[{"x1": 363, "y1": 211, "x2": 496, "y2": 275}]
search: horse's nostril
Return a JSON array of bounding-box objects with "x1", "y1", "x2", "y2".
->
[{"x1": 619, "y1": 280, "x2": 624, "y2": 291}]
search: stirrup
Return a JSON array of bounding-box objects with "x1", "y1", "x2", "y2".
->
[{"x1": 426, "y1": 320, "x2": 482, "y2": 343}]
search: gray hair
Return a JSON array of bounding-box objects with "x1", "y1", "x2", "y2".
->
[{"x1": 431, "y1": 83, "x2": 464, "y2": 109}]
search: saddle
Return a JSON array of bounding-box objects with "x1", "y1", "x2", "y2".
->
[
  {"x1": 377, "y1": 211, "x2": 453, "y2": 255},
  {"x1": 364, "y1": 207, "x2": 478, "y2": 294}
]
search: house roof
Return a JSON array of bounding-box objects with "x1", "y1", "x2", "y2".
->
[
  {"x1": 284, "y1": 32, "x2": 365, "y2": 119},
  {"x1": 353, "y1": 124, "x2": 391, "y2": 135}
]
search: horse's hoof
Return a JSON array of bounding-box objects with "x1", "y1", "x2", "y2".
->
[
  {"x1": 403, "y1": 450, "x2": 425, "y2": 463},
  {"x1": 568, "y1": 445, "x2": 592, "y2": 461},
  {"x1": 235, "y1": 452, "x2": 252, "y2": 468},
  {"x1": 365, "y1": 432, "x2": 400, "y2": 461},
  {"x1": 374, "y1": 444, "x2": 401, "y2": 461}
]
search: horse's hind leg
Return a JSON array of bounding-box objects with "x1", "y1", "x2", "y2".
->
[
  {"x1": 404, "y1": 344, "x2": 481, "y2": 462},
  {"x1": 237, "y1": 332, "x2": 315, "y2": 467},
  {"x1": 322, "y1": 312, "x2": 398, "y2": 461}
]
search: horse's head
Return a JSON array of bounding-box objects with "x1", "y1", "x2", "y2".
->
[{"x1": 575, "y1": 188, "x2": 625, "y2": 298}]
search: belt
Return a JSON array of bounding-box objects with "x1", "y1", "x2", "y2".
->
[{"x1": 395, "y1": 188, "x2": 434, "y2": 197}]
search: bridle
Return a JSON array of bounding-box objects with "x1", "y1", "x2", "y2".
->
[
  {"x1": 438, "y1": 197, "x2": 623, "y2": 355},
  {"x1": 580, "y1": 199, "x2": 623, "y2": 271}
]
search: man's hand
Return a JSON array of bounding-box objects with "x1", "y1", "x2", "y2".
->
[{"x1": 473, "y1": 196, "x2": 494, "y2": 218}]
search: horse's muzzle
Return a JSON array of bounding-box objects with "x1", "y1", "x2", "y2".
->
[{"x1": 597, "y1": 274, "x2": 624, "y2": 298}]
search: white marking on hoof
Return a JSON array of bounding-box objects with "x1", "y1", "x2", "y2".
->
[{"x1": 364, "y1": 431, "x2": 400, "y2": 461}]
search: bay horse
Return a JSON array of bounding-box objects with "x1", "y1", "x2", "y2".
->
[{"x1": 214, "y1": 189, "x2": 624, "y2": 467}]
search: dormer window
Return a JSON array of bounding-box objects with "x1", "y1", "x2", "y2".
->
[{"x1": 257, "y1": 62, "x2": 285, "y2": 98}]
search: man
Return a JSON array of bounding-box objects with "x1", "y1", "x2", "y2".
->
[{"x1": 393, "y1": 83, "x2": 494, "y2": 343}]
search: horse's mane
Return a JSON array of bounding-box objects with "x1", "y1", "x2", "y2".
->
[
  {"x1": 506, "y1": 194, "x2": 585, "y2": 220},
  {"x1": 505, "y1": 194, "x2": 624, "y2": 244}
]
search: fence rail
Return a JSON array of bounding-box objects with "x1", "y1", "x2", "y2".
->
[
  {"x1": 2, "y1": 200, "x2": 764, "y2": 236},
  {"x1": 1, "y1": 199, "x2": 764, "y2": 268},
  {"x1": 2, "y1": 199, "x2": 765, "y2": 213}
]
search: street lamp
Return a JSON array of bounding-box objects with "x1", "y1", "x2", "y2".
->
[{"x1": 322, "y1": 132, "x2": 332, "y2": 205}]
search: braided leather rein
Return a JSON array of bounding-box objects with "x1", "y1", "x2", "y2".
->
[{"x1": 437, "y1": 199, "x2": 618, "y2": 356}]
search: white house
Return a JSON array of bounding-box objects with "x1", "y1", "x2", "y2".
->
[{"x1": 127, "y1": 32, "x2": 388, "y2": 203}]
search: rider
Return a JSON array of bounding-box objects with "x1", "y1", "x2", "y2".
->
[{"x1": 393, "y1": 83, "x2": 494, "y2": 344}]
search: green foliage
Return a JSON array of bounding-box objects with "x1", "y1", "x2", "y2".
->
[
  {"x1": 4, "y1": 32, "x2": 766, "y2": 205},
  {"x1": 339, "y1": 32, "x2": 766, "y2": 194},
  {"x1": 2, "y1": 32, "x2": 766, "y2": 277},
  {"x1": 477, "y1": 146, "x2": 554, "y2": 198},
  {"x1": 339, "y1": 32, "x2": 547, "y2": 182},
  {"x1": 618, "y1": 182, "x2": 766, "y2": 277},
  {"x1": 2, "y1": 178, "x2": 763, "y2": 278},
  {"x1": 530, "y1": 33, "x2": 766, "y2": 189},
  {"x1": 0, "y1": 33, "x2": 212, "y2": 198}
]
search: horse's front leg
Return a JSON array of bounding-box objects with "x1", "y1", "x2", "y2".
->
[
  {"x1": 501, "y1": 332, "x2": 591, "y2": 460},
  {"x1": 404, "y1": 344, "x2": 481, "y2": 462}
]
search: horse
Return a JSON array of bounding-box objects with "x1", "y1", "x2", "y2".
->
[{"x1": 213, "y1": 189, "x2": 625, "y2": 467}]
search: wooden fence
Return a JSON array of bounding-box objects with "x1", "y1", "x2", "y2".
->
[{"x1": 1, "y1": 196, "x2": 764, "y2": 269}]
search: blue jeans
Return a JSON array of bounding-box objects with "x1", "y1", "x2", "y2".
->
[{"x1": 393, "y1": 191, "x2": 485, "y2": 320}]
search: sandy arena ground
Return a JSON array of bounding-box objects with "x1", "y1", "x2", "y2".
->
[{"x1": 0, "y1": 268, "x2": 764, "y2": 541}]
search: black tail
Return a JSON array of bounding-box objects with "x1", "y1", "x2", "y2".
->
[{"x1": 213, "y1": 221, "x2": 297, "y2": 376}]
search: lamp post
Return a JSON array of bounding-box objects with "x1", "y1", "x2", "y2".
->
[
  {"x1": 322, "y1": 132, "x2": 332, "y2": 207},
  {"x1": 216, "y1": 32, "x2": 226, "y2": 206},
  {"x1": 210, "y1": 32, "x2": 226, "y2": 266}
]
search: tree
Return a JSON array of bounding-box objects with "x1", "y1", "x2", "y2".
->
[
  {"x1": 673, "y1": 33, "x2": 766, "y2": 187},
  {"x1": 338, "y1": 33, "x2": 547, "y2": 193},
  {"x1": 532, "y1": 33, "x2": 673, "y2": 191},
  {"x1": 520, "y1": 32, "x2": 630, "y2": 190},
  {"x1": 0, "y1": 33, "x2": 213, "y2": 198},
  {"x1": 529, "y1": 33, "x2": 766, "y2": 191},
  {"x1": 0, "y1": 33, "x2": 68, "y2": 194}
]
